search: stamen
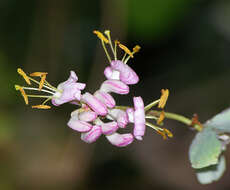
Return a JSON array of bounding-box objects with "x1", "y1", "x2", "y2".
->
[
  {"x1": 163, "y1": 128, "x2": 173, "y2": 138},
  {"x1": 158, "y1": 89, "x2": 169, "y2": 109},
  {"x1": 22, "y1": 87, "x2": 55, "y2": 95},
  {"x1": 133, "y1": 45, "x2": 141, "y2": 53},
  {"x1": 39, "y1": 74, "x2": 47, "y2": 90},
  {"x1": 118, "y1": 43, "x2": 134, "y2": 58},
  {"x1": 157, "y1": 111, "x2": 165, "y2": 125},
  {"x1": 17, "y1": 68, "x2": 31, "y2": 85},
  {"x1": 15, "y1": 85, "x2": 28, "y2": 105},
  {"x1": 30, "y1": 72, "x2": 48, "y2": 77},
  {"x1": 104, "y1": 30, "x2": 116, "y2": 59},
  {"x1": 144, "y1": 99, "x2": 160, "y2": 111},
  {"x1": 93, "y1": 30, "x2": 109, "y2": 44},
  {"x1": 156, "y1": 129, "x2": 167, "y2": 140},
  {"x1": 32, "y1": 105, "x2": 51, "y2": 109}
]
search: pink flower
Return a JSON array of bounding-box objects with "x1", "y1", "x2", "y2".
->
[
  {"x1": 100, "y1": 79, "x2": 129, "y2": 94},
  {"x1": 108, "y1": 109, "x2": 129, "y2": 128},
  {"x1": 81, "y1": 125, "x2": 102, "y2": 143},
  {"x1": 110, "y1": 60, "x2": 139, "y2": 85},
  {"x1": 106, "y1": 133, "x2": 134, "y2": 147},
  {"x1": 67, "y1": 110, "x2": 92, "y2": 132},
  {"x1": 81, "y1": 92, "x2": 108, "y2": 116},
  {"x1": 133, "y1": 96, "x2": 146, "y2": 140},
  {"x1": 104, "y1": 66, "x2": 120, "y2": 80},
  {"x1": 95, "y1": 119, "x2": 119, "y2": 135},
  {"x1": 52, "y1": 71, "x2": 86, "y2": 106},
  {"x1": 94, "y1": 90, "x2": 116, "y2": 108}
]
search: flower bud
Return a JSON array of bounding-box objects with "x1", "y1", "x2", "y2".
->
[
  {"x1": 81, "y1": 125, "x2": 102, "y2": 143},
  {"x1": 94, "y1": 90, "x2": 116, "y2": 108},
  {"x1": 106, "y1": 133, "x2": 134, "y2": 147},
  {"x1": 100, "y1": 80, "x2": 129, "y2": 94}
]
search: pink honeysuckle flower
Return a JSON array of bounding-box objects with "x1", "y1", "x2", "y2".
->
[
  {"x1": 110, "y1": 60, "x2": 139, "y2": 85},
  {"x1": 94, "y1": 90, "x2": 116, "y2": 108},
  {"x1": 107, "y1": 109, "x2": 129, "y2": 128},
  {"x1": 81, "y1": 125, "x2": 102, "y2": 143},
  {"x1": 104, "y1": 66, "x2": 120, "y2": 80},
  {"x1": 67, "y1": 110, "x2": 92, "y2": 132},
  {"x1": 95, "y1": 119, "x2": 119, "y2": 135},
  {"x1": 100, "y1": 79, "x2": 129, "y2": 94},
  {"x1": 133, "y1": 96, "x2": 146, "y2": 140},
  {"x1": 52, "y1": 71, "x2": 86, "y2": 106},
  {"x1": 106, "y1": 132, "x2": 134, "y2": 147},
  {"x1": 81, "y1": 92, "x2": 108, "y2": 116}
]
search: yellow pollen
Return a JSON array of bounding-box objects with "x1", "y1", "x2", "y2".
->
[
  {"x1": 158, "y1": 89, "x2": 169, "y2": 109},
  {"x1": 93, "y1": 30, "x2": 109, "y2": 44},
  {"x1": 16, "y1": 86, "x2": 28, "y2": 105},
  {"x1": 133, "y1": 45, "x2": 141, "y2": 53},
  {"x1": 30, "y1": 72, "x2": 48, "y2": 77},
  {"x1": 157, "y1": 111, "x2": 165, "y2": 125},
  {"x1": 118, "y1": 43, "x2": 134, "y2": 58},
  {"x1": 32, "y1": 105, "x2": 51, "y2": 109},
  {"x1": 17, "y1": 68, "x2": 31, "y2": 85},
  {"x1": 163, "y1": 128, "x2": 173, "y2": 138}
]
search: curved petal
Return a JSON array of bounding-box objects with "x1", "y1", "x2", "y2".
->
[
  {"x1": 101, "y1": 121, "x2": 119, "y2": 135},
  {"x1": 133, "y1": 96, "x2": 146, "y2": 140},
  {"x1": 81, "y1": 125, "x2": 102, "y2": 143},
  {"x1": 106, "y1": 133, "x2": 134, "y2": 147},
  {"x1": 108, "y1": 109, "x2": 129, "y2": 128},
  {"x1": 110, "y1": 60, "x2": 139, "y2": 85},
  {"x1": 94, "y1": 90, "x2": 116, "y2": 108},
  {"x1": 78, "y1": 111, "x2": 98, "y2": 122},
  {"x1": 81, "y1": 92, "x2": 108, "y2": 116},
  {"x1": 100, "y1": 80, "x2": 129, "y2": 94},
  {"x1": 67, "y1": 117, "x2": 92, "y2": 132},
  {"x1": 104, "y1": 66, "x2": 120, "y2": 80}
]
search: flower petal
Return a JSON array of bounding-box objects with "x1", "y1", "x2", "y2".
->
[
  {"x1": 78, "y1": 111, "x2": 98, "y2": 122},
  {"x1": 81, "y1": 92, "x2": 108, "y2": 116},
  {"x1": 133, "y1": 96, "x2": 146, "y2": 140},
  {"x1": 108, "y1": 109, "x2": 129, "y2": 128},
  {"x1": 110, "y1": 60, "x2": 139, "y2": 85},
  {"x1": 81, "y1": 125, "x2": 102, "y2": 143},
  {"x1": 100, "y1": 79, "x2": 129, "y2": 94},
  {"x1": 94, "y1": 90, "x2": 116, "y2": 108},
  {"x1": 104, "y1": 66, "x2": 120, "y2": 80},
  {"x1": 101, "y1": 121, "x2": 119, "y2": 135},
  {"x1": 126, "y1": 108, "x2": 134, "y2": 123},
  {"x1": 67, "y1": 117, "x2": 92, "y2": 132},
  {"x1": 106, "y1": 133, "x2": 134, "y2": 147}
]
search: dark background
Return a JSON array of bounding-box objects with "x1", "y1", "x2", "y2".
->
[{"x1": 1, "y1": 0, "x2": 230, "y2": 189}]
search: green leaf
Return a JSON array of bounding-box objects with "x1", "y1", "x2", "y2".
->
[
  {"x1": 189, "y1": 127, "x2": 222, "y2": 169},
  {"x1": 196, "y1": 155, "x2": 226, "y2": 184},
  {"x1": 205, "y1": 108, "x2": 230, "y2": 133}
]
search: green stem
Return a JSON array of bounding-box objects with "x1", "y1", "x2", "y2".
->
[{"x1": 149, "y1": 110, "x2": 202, "y2": 132}]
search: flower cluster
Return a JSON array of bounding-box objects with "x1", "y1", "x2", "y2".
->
[{"x1": 15, "y1": 30, "x2": 172, "y2": 147}]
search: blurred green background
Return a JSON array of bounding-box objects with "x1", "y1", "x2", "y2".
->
[{"x1": 1, "y1": 0, "x2": 230, "y2": 189}]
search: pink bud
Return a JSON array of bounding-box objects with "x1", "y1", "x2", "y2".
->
[
  {"x1": 67, "y1": 117, "x2": 92, "y2": 132},
  {"x1": 81, "y1": 92, "x2": 108, "y2": 116},
  {"x1": 106, "y1": 133, "x2": 134, "y2": 147},
  {"x1": 81, "y1": 125, "x2": 102, "y2": 143},
  {"x1": 100, "y1": 80, "x2": 129, "y2": 94},
  {"x1": 94, "y1": 90, "x2": 116, "y2": 108},
  {"x1": 78, "y1": 111, "x2": 98, "y2": 122},
  {"x1": 133, "y1": 97, "x2": 146, "y2": 140},
  {"x1": 110, "y1": 60, "x2": 139, "y2": 85}
]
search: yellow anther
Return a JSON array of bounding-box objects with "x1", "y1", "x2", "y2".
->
[
  {"x1": 157, "y1": 111, "x2": 165, "y2": 125},
  {"x1": 32, "y1": 105, "x2": 51, "y2": 109},
  {"x1": 104, "y1": 30, "x2": 110, "y2": 36},
  {"x1": 133, "y1": 45, "x2": 141, "y2": 53},
  {"x1": 17, "y1": 68, "x2": 31, "y2": 85},
  {"x1": 158, "y1": 89, "x2": 169, "y2": 109},
  {"x1": 16, "y1": 86, "x2": 28, "y2": 105},
  {"x1": 30, "y1": 72, "x2": 48, "y2": 77},
  {"x1": 163, "y1": 128, "x2": 173, "y2": 138},
  {"x1": 93, "y1": 30, "x2": 109, "y2": 44},
  {"x1": 156, "y1": 129, "x2": 167, "y2": 140},
  {"x1": 118, "y1": 43, "x2": 134, "y2": 58},
  {"x1": 39, "y1": 74, "x2": 47, "y2": 90}
]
